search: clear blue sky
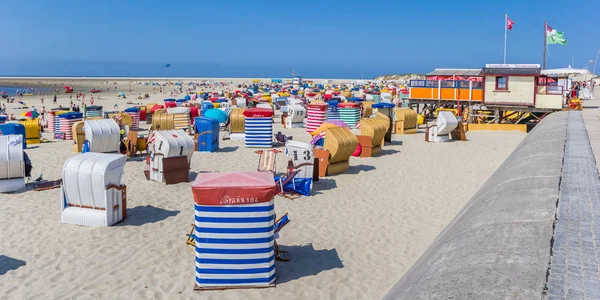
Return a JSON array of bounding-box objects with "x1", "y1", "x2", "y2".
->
[{"x1": 0, "y1": 0, "x2": 597, "y2": 78}]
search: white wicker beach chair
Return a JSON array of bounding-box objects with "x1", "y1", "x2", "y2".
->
[
  {"x1": 60, "y1": 153, "x2": 127, "y2": 227},
  {"x1": 0, "y1": 135, "x2": 25, "y2": 193}
]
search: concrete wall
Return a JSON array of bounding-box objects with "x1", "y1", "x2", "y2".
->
[{"x1": 384, "y1": 112, "x2": 568, "y2": 300}]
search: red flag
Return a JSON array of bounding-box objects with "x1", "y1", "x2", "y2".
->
[{"x1": 507, "y1": 15, "x2": 514, "y2": 30}]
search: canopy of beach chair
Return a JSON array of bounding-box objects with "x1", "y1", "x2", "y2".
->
[{"x1": 204, "y1": 109, "x2": 228, "y2": 123}]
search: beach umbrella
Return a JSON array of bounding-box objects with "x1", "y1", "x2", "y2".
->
[
  {"x1": 21, "y1": 110, "x2": 39, "y2": 119},
  {"x1": 427, "y1": 76, "x2": 446, "y2": 81},
  {"x1": 204, "y1": 109, "x2": 228, "y2": 123},
  {"x1": 467, "y1": 77, "x2": 483, "y2": 82}
]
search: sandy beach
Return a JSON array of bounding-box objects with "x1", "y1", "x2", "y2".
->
[{"x1": 0, "y1": 78, "x2": 526, "y2": 299}]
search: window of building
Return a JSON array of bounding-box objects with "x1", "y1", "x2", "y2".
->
[{"x1": 495, "y1": 76, "x2": 508, "y2": 90}]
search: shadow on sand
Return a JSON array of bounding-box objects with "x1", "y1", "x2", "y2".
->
[
  {"x1": 218, "y1": 146, "x2": 238, "y2": 153},
  {"x1": 189, "y1": 170, "x2": 214, "y2": 181},
  {"x1": 345, "y1": 164, "x2": 376, "y2": 175},
  {"x1": 0, "y1": 255, "x2": 26, "y2": 276},
  {"x1": 275, "y1": 244, "x2": 344, "y2": 284},
  {"x1": 387, "y1": 140, "x2": 403, "y2": 146},
  {"x1": 378, "y1": 149, "x2": 400, "y2": 156},
  {"x1": 312, "y1": 178, "x2": 337, "y2": 195},
  {"x1": 118, "y1": 205, "x2": 179, "y2": 226}
]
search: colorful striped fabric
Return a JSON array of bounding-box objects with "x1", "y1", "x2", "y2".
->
[
  {"x1": 340, "y1": 107, "x2": 360, "y2": 129},
  {"x1": 194, "y1": 200, "x2": 276, "y2": 289},
  {"x1": 245, "y1": 117, "x2": 272, "y2": 148},
  {"x1": 126, "y1": 111, "x2": 140, "y2": 130},
  {"x1": 306, "y1": 108, "x2": 327, "y2": 133},
  {"x1": 47, "y1": 114, "x2": 55, "y2": 132}
]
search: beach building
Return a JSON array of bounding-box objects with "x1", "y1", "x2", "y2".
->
[
  {"x1": 292, "y1": 76, "x2": 303, "y2": 86},
  {"x1": 409, "y1": 64, "x2": 565, "y2": 124}
]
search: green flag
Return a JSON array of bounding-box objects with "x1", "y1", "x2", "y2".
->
[{"x1": 546, "y1": 24, "x2": 567, "y2": 46}]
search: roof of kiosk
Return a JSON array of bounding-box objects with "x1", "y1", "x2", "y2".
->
[
  {"x1": 427, "y1": 69, "x2": 482, "y2": 76},
  {"x1": 480, "y1": 64, "x2": 541, "y2": 76}
]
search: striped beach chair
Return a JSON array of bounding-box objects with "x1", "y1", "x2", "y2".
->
[
  {"x1": 194, "y1": 200, "x2": 276, "y2": 290},
  {"x1": 256, "y1": 149, "x2": 281, "y2": 173}
]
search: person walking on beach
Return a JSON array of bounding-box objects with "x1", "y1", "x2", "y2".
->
[
  {"x1": 39, "y1": 106, "x2": 46, "y2": 126},
  {"x1": 53, "y1": 95, "x2": 57, "y2": 105}
]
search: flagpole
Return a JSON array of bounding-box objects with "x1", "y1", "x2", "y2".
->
[
  {"x1": 504, "y1": 13, "x2": 507, "y2": 64},
  {"x1": 543, "y1": 20, "x2": 547, "y2": 69}
]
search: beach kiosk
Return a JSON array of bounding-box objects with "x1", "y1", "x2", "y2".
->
[
  {"x1": 243, "y1": 108, "x2": 274, "y2": 148},
  {"x1": 292, "y1": 75, "x2": 303, "y2": 86},
  {"x1": 61, "y1": 153, "x2": 127, "y2": 227},
  {"x1": 191, "y1": 171, "x2": 277, "y2": 290},
  {"x1": 481, "y1": 64, "x2": 563, "y2": 110},
  {"x1": 84, "y1": 119, "x2": 121, "y2": 153},
  {"x1": 147, "y1": 130, "x2": 194, "y2": 184},
  {"x1": 193, "y1": 117, "x2": 219, "y2": 152},
  {"x1": 0, "y1": 135, "x2": 25, "y2": 193}
]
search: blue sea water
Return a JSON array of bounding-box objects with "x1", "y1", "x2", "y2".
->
[
  {"x1": 0, "y1": 87, "x2": 48, "y2": 95},
  {"x1": 0, "y1": 60, "x2": 409, "y2": 80}
]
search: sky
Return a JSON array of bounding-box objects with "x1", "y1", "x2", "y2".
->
[{"x1": 0, "y1": 0, "x2": 598, "y2": 78}]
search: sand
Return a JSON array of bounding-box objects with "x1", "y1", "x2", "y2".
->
[{"x1": 0, "y1": 79, "x2": 526, "y2": 299}]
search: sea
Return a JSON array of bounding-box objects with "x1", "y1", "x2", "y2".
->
[
  {"x1": 0, "y1": 61, "x2": 408, "y2": 80},
  {"x1": 0, "y1": 87, "x2": 50, "y2": 96}
]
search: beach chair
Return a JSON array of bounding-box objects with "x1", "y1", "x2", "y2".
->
[
  {"x1": 426, "y1": 111, "x2": 458, "y2": 143},
  {"x1": 274, "y1": 213, "x2": 290, "y2": 261},
  {"x1": 186, "y1": 215, "x2": 291, "y2": 262},
  {"x1": 125, "y1": 130, "x2": 138, "y2": 157},
  {"x1": 186, "y1": 224, "x2": 196, "y2": 247},
  {"x1": 61, "y1": 153, "x2": 127, "y2": 227},
  {"x1": 273, "y1": 131, "x2": 292, "y2": 147},
  {"x1": 274, "y1": 169, "x2": 303, "y2": 200},
  {"x1": 256, "y1": 149, "x2": 281, "y2": 173}
]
